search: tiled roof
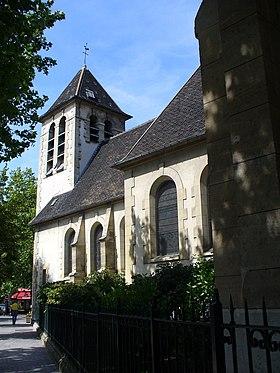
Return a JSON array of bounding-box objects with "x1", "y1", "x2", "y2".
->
[
  {"x1": 31, "y1": 121, "x2": 152, "y2": 226},
  {"x1": 115, "y1": 68, "x2": 205, "y2": 167},
  {"x1": 40, "y1": 67, "x2": 131, "y2": 120}
]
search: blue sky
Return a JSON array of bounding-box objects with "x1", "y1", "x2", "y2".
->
[{"x1": 8, "y1": 0, "x2": 202, "y2": 174}]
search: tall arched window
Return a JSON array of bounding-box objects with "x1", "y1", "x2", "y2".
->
[
  {"x1": 104, "y1": 120, "x2": 112, "y2": 139},
  {"x1": 156, "y1": 180, "x2": 179, "y2": 256},
  {"x1": 119, "y1": 217, "x2": 125, "y2": 272},
  {"x1": 90, "y1": 224, "x2": 103, "y2": 272},
  {"x1": 57, "y1": 116, "x2": 66, "y2": 172},
  {"x1": 89, "y1": 115, "x2": 99, "y2": 142},
  {"x1": 46, "y1": 123, "x2": 55, "y2": 176},
  {"x1": 200, "y1": 166, "x2": 213, "y2": 251},
  {"x1": 64, "y1": 229, "x2": 75, "y2": 277}
]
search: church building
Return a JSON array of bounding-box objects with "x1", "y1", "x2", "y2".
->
[{"x1": 31, "y1": 65, "x2": 211, "y2": 299}]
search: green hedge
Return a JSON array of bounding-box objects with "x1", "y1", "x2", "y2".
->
[{"x1": 38, "y1": 257, "x2": 214, "y2": 320}]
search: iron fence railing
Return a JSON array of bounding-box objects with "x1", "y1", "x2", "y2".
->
[
  {"x1": 41, "y1": 306, "x2": 213, "y2": 373},
  {"x1": 39, "y1": 294, "x2": 280, "y2": 373},
  {"x1": 221, "y1": 297, "x2": 280, "y2": 373}
]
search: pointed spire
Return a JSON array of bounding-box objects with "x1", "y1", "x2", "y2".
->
[{"x1": 40, "y1": 67, "x2": 132, "y2": 121}]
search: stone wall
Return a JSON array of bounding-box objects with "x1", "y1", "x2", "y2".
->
[
  {"x1": 36, "y1": 102, "x2": 77, "y2": 212},
  {"x1": 33, "y1": 200, "x2": 125, "y2": 292},
  {"x1": 37, "y1": 101, "x2": 126, "y2": 213},
  {"x1": 195, "y1": 0, "x2": 280, "y2": 307},
  {"x1": 123, "y1": 142, "x2": 208, "y2": 282}
]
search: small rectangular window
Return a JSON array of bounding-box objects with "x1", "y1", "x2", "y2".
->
[
  {"x1": 86, "y1": 89, "x2": 95, "y2": 99},
  {"x1": 42, "y1": 269, "x2": 47, "y2": 284}
]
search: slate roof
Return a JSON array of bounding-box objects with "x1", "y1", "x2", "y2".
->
[
  {"x1": 40, "y1": 67, "x2": 131, "y2": 120},
  {"x1": 115, "y1": 68, "x2": 205, "y2": 167},
  {"x1": 31, "y1": 121, "x2": 152, "y2": 226}
]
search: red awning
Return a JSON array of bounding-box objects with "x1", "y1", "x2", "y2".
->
[{"x1": 11, "y1": 288, "x2": 31, "y2": 300}]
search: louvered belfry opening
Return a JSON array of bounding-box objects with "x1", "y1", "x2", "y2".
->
[
  {"x1": 89, "y1": 115, "x2": 99, "y2": 143},
  {"x1": 104, "y1": 120, "x2": 113, "y2": 139},
  {"x1": 46, "y1": 123, "x2": 55, "y2": 176},
  {"x1": 57, "y1": 116, "x2": 66, "y2": 171},
  {"x1": 155, "y1": 180, "x2": 179, "y2": 256}
]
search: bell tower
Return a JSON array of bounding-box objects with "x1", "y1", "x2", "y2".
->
[{"x1": 36, "y1": 67, "x2": 131, "y2": 212}]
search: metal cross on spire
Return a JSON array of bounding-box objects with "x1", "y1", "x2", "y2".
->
[{"x1": 83, "y1": 43, "x2": 89, "y2": 68}]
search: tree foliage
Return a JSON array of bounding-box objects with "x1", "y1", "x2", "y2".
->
[
  {"x1": 0, "y1": 0, "x2": 64, "y2": 161},
  {"x1": 38, "y1": 259, "x2": 215, "y2": 320},
  {"x1": 0, "y1": 167, "x2": 36, "y2": 297}
]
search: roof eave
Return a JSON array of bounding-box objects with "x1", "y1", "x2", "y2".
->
[
  {"x1": 39, "y1": 96, "x2": 132, "y2": 122},
  {"x1": 114, "y1": 133, "x2": 206, "y2": 170},
  {"x1": 30, "y1": 195, "x2": 124, "y2": 227}
]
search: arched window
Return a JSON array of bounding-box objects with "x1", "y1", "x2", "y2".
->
[
  {"x1": 200, "y1": 166, "x2": 213, "y2": 251},
  {"x1": 119, "y1": 217, "x2": 125, "y2": 272},
  {"x1": 104, "y1": 120, "x2": 112, "y2": 139},
  {"x1": 64, "y1": 229, "x2": 75, "y2": 277},
  {"x1": 89, "y1": 115, "x2": 99, "y2": 142},
  {"x1": 90, "y1": 224, "x2": 103, "y2": 272},
  {"x1": 57, "y1": 116, "x2": 66, "y2": 172},
  {"x1": 46, "y1": 123, "x2": 55, "y2": 176},
  {"x1": 156, "y1": 180, "x2": 179, "y2": 256}
]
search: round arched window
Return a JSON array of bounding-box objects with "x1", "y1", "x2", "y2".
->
[
  {"x1": 91, "y1": 224, "x2": 103, "y2": 271},
  {"x1": 64, "y1": 229, "x2": 75, "y2": 276},
  {"x1": 156, "y1": 180, "x2": 179, "y2": 256}
]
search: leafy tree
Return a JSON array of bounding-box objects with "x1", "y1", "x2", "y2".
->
[
  {"x1": 0, "y1": 167, "x2": 15, "y2": 283},
  {"x1": 0, "y1": 167, "x2": 36, "y2": 298},
  {"x1": 0, "y1": 0, "x2": 64, "y2": 161}
]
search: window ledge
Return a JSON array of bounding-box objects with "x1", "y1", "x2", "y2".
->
[
  {"x1": 56, "y1": 164, "x2": 64, "y2": 173},
  {"x1": 63, "y1": 271, "x2": 76, "y2": 281},
  {"x1": 149, "y1": 254, "x2": 180, "y2": 263}
]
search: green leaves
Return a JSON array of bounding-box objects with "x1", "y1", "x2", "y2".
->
[
  {"x1": 0, "y1": 167, "x2": 36, "y2": 298},
  {"x1": 0, "y1": 0, "x2": 64, "y2": 161},
  {"x1": 38, "y1": 259, "x2": 215, "y2": 320}
]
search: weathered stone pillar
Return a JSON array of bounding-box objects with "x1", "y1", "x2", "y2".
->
[
  {"x1": 71, "y1": 221, "x2": 86, "y2": 283},
  {"x1": 105, "y1": 212, "x2": 117, "y2": 271},
  {"x1": 195, "y1": 0, "x2": 280, "y2": 307},
  {"x1": 98, "y1": 122, "x2": 105, "y2": 142}
]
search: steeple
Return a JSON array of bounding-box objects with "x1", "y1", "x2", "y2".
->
[
  {"x1": 36, "y1": 67, "x2": 132, "y2": 212},
  {"x1": 40, "y1": 67, "x2": 131, "y2": 121}
]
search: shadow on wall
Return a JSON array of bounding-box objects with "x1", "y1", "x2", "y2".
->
[
  {"x1": 196, "y1": 0, "x2": 280, "y2": 307},
  {"x1": 128, "y1": 213, "x2": 200, "y2": 278},
  {"x1": 32, "y1": 256, "x2": 53, "y2": 320}
]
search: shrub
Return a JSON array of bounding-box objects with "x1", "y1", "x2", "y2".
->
[{"x1": 38, "y1": 258, "x2": 214, "y2": 320}]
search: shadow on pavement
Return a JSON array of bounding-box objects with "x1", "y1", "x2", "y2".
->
[
  {"x1": 0, "y1": 345, "x2": 58, "y2": 372},
  {"x1": 0, "y1": 330, "x2": 38, "y2": 340},
  {"x1": 0, "y1": 323, "x2": 32, "y2": 328},
  {"x1": 0, "y1": 316, "x2": 58, "y2": 372}
]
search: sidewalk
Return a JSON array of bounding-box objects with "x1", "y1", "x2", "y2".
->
[{"x1": 0, "y1": 314, "x2": 58, "y2": 372}]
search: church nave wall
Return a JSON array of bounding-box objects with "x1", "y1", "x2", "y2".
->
[{"x1": 124, "y1": 142, "x2": 209, "y2": 282}]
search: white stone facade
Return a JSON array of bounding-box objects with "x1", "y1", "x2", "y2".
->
[
  {"x1": 33, "y1": 141, "x2": 209, "y2": 286},
  {"x1": 123, "y1": 142, "x2": 208, "y2": 282},
  {"x1": 33, "y1": 201, "x2": 125, "y2": 283},
  {"x1": 36, "y1": 101, "x2": 125, "y2": 213},
  {"x1": 36, "y1": 102, "x2": 77, "y2": 212}
]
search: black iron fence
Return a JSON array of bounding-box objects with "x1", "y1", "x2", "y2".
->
[
  {"x1": 40, "y1": 295, "x2": 280, "y2": 372},
  {"x1": 221, "y1": 297, "x2": 280, "y2": 373}
]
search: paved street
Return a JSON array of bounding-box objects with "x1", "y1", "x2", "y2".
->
[{"x1": 0, "y1": 315, "x2": 58, "y2": 372}]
